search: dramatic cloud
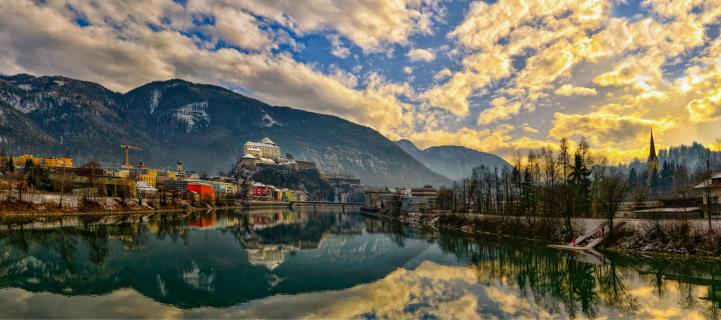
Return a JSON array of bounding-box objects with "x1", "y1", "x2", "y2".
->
[{"x1": 1, "y1": 0, "x2": 721, "y2": 162}]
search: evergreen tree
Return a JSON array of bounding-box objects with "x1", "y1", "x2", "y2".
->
[
  {"x1": 24, "y1": 159, "x2": 34, "y2": 176},
  {"x1": 7, "y1": 156, "x2": 14, "y2": 173},
  {"x1": 569, "y1": 151, "x2": 592, "y2": 216},
  {"x1": 660, "y1": 161, "x2": 673, "y2": 193},
  {"x1": 649, "y1": 168, "x2": 660, "y2": 194},
  {"x1": 628, "y1": 167, "x2": 638, "y2": 187}
]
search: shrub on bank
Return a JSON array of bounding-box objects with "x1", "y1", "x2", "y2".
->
[
  {"x1": 609, "y1": 220, "x2": 721, "y2": 256},
  {"x1": 437, "y1": 214, "x2": 575, "y2": 243}
]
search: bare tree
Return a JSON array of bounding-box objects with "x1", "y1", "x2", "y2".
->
[{"x1": 596, "y1": 167, "x2": 630, "y2": 235}]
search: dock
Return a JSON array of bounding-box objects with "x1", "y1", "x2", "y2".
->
[{"x1": 548, "y1": 221, "x2": 622, "y2": 251}]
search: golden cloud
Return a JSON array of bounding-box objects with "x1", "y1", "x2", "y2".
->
[
  {"x1": 554, "y1": 84, "x2": 597, "y2": 96},
  {"x1": 548, "y1": 111, "x2": 674, "y2": 156},
  {"x1": 687, "y1": 89, "x2": 721, "y2": 123},
  {"x1": 477, "y1": 99, "x2": 523, "y2": 125}
]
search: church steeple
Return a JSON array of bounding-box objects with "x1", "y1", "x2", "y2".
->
[
  {"x1": 647, "y1": 128, "x2": 658, "y2": 173},
  {"x1": 648, "y1": 129, "x2": 657, "y2": 161}
]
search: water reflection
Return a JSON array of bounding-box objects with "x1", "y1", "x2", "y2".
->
[{"x1": 1, "y1": 209, "x2": 721, "y2": 318}]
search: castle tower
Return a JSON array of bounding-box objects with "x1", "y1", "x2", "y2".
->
[{"x1": 647, "y1": 129, "x2": 659, "y2": 174}]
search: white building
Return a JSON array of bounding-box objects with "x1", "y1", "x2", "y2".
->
[
  {"x1": 243, "y1": 137, "x2": 281, "y2": 163},
  {"x1": 694, "y1": 172, "x2": 721, "y2": 216}
]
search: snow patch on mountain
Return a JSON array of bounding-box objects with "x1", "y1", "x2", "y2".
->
[
  {"x1": 18, "y1": 84, "x2": 32, "y2": 90},
  {"x1": 261, "y1": 112, "x2": 281, "y2": 127},
  {"x1": 172, "y1": 101, "x2": 209, "y2": 132},
  {"x1": 149, "y1": 89, "x2": 161, "y2": 114}
]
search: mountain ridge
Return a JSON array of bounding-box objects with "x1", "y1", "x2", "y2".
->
[
  {"x1": 0, "y1": 73, "x2": 451, "y2": 187},
  {"x1": 395, "y1": 139, "x2": 510, "y2": 181}
]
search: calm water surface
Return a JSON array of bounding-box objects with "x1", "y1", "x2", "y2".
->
[{"x1": 1, "y1": 208, "x2": 721, "y2": 319}]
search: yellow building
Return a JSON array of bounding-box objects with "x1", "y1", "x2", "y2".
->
[
  {"x1": 7, "y1": 154, "x2": 73, "y2": 168},
  {"x1": 128, "y1": 169, "x2": 158, "y2": 188},
  {"x1": 243, "y1": 137, "x2": 281, "y2": 162},
  {"x1": 41, "y1": 157, "x2": 73, "y2": 168}
]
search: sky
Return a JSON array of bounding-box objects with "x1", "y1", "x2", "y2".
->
[{"x1": 1, "y1": 0, "x2": 721, "y2": 163}]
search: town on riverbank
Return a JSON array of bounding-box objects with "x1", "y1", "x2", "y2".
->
[{"x1": 0, "y1": 137, "x2": 364, "y2": 215}]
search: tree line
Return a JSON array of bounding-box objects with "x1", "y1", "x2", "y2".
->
[{"x1": 434, "y1": 138, "x2": 721, "y2": 240}]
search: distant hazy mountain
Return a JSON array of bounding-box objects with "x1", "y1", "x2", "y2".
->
[
  {"x1": 0, "y1": 74, "x2": 451, "y2": 187},
  {"x1": 396, "y1": 139, "x2": 510, "y2": 181}
]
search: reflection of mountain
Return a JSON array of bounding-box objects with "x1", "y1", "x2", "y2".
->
[
  {"x1": 0, "y1": 210, "x2": 431, "y2": 308},
  {"x1": 3, "y1": 237, "x2": 721, "y2": 319}
]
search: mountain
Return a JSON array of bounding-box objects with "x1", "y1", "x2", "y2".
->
[
  {"x1": 396, "y1": 139, "x2": 510, "y2": 181},
  {"x1": 0, "y1": 74, "x2": 451, "y2": 187}
]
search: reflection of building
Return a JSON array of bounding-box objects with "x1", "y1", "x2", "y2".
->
[
  {"x1": 246, "y1": 245, "x2": 297, "y2": 270},
  {"x1": 244, "y1": 137, "x2": 281, "y2": 163}
]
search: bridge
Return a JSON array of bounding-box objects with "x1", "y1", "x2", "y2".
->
[{"x1": 289, "y1": 201, "x2": 362, "y2": 212}]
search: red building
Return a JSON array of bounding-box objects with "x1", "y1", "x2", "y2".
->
[
  {"x1": 187, "y1": 183, "x2": 215, "y2": 202},
  {"x1": 253, "y1": 183, "x2": 271, "y2": 198}
]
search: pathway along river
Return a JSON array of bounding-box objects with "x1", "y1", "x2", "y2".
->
[{"x1": 1, "y1": 208, "x2": 721, "y2": 319}]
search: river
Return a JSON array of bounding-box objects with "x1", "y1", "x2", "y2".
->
[{"x1": 0, "y1": 208, "x2": 720, "y2": 319}]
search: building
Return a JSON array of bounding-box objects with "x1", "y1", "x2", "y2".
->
[
  {"x1": 327, "y1": 176, "x2": 362, "y2": 203},
  {"x1": 410, "y1": 185, "x2": 438, "y2": 206},
  {"x1": 694, "y1": 172, "x2": 721, "y2": 216},
  {"x1": 296, "y1": 160, "x2": 317, "y2": 171},
  {"x1": 48, "y1": 168, "x2": 137, "y2": 198},
  {"x1": 240, "y1": 154, "x2": 257, "y2": 168},
  {"x1": 128, "y1": 167, "x2": 158, "y2": 188},
  {"x1": 243, "y1": 137, "x2": 281, "y2": 162},
  {"x1": 210, "y1": 180, "x2": 239, "y2": 198},
  {"x1": 647, "y1": 130, "x2": 659, "y2": 174},
  {"x1": 253, "y1": 182, "x2": 272, "y2": 199},
  {"x1": 187, "y1": 182, "x2": 215, "y2": 202},
  {"x1": 5, "y1": 154, "x2": 73, "y2": 168}
]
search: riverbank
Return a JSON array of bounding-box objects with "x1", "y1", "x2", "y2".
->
[
  {"x1": 397, "y1": 211, "x2": 721, "y2": 257},
  {"x1": 0, "y1": 193, "x2": 300, "y2": 217}
]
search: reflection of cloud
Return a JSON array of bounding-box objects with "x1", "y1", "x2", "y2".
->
[{"x1": 0, "y1": 261, "x2": 717, "y2": 319}]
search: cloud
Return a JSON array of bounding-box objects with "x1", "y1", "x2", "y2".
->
[
  {"x1": 433, "y1": 68, "x2": 452, "y2": 81},
  {"x1": 593, "y1": 52, "x2": 665, "y2": 88},
  {"x1": 554, "y1": 84, "x2": 597, "y2": 96},
  {"x1": 521, "y1": 124, "x2": 539, "y2": 133},
  {"x1": 407, "y1": 48, "x2": 436, "y2": 62},
  {"x1": 477, "y1": 97, "x2": 523, "y2": 125},
  {"x1": 549, "y1": 111, "x2": 673, "y2": 147},
  {"x1": 239, "y1": 0, "x2": 441, "y2": 53},
  {"x1": 687, "y1": 89, "x2": 721, "y2": 123},
  {"x1": 329, "y1": 35, "x2": 351, "y2": 58},
  {"x1": 2, "y1": 0, "x2": 721, "y2": 164},
  {"x1": 0, "y1": 0, "x2": 416, "y2": 138},
  {"x1": 422, "y1": 50, "x2": 512, "y2": 116}
]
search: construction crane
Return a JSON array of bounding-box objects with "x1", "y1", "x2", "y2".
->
[{"x1": 120, "y1": 144, "x2": 142, "y2": 167}]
